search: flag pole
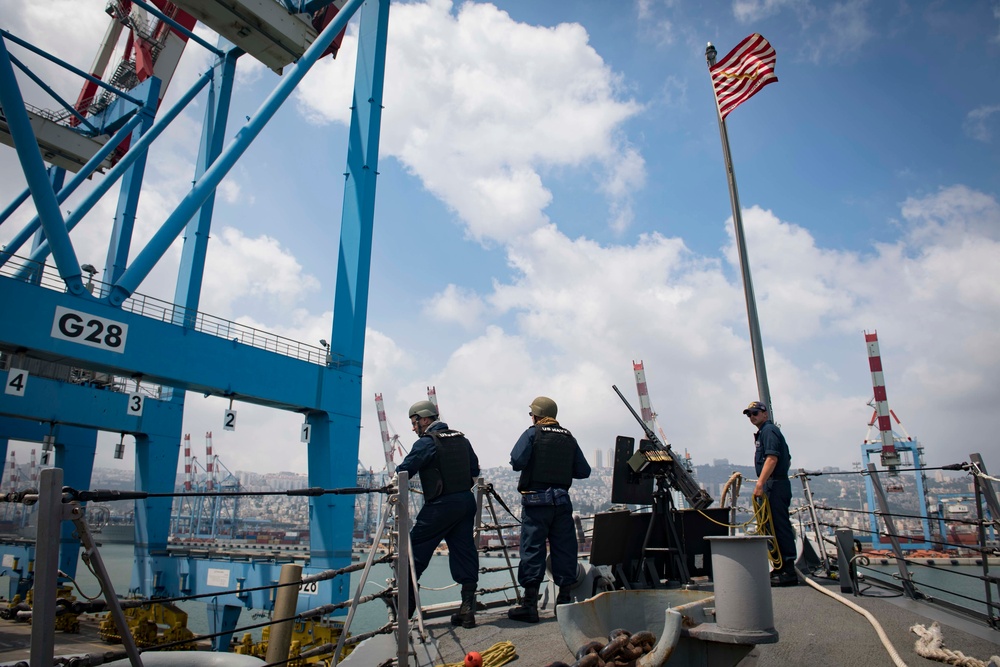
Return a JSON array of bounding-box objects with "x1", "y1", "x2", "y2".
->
[{"x1": 706, "y1": 42, "x2": 773, "y2": 417}]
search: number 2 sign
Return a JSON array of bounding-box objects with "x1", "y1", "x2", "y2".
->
[{"x1": 224, "y1": 409, "x2": 237, "y2": 431}]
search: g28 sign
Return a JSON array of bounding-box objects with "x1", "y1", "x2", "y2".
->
[{"x1": 50, "y1": 306, "x2": 128, "y2": 353}]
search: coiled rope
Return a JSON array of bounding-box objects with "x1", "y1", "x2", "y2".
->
[
  {"x1": 435, "y1": 641, "x2": 517, "y2": 667},
  {"x1": 751, "y1": 494, "x2": 782, "y2": 571},
  {"x1": 911, "y1": 622, "x2": 1000, "y2": 667}
]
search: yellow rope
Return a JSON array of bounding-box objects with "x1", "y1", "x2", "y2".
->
[
  {"x1": 435, "y1": 641, "x2": 517, "y2": 667},
  {"x1": 752, "y1": 495, "x2": 782, "y2": 570},
  {"x1": 695, "y1": 507, "x2": 756, "y2": 529}
]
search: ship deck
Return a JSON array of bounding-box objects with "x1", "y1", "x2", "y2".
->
[
  {"x1": 1, "y1": 573, "x2": 997, "y2": 666},
  {"x1": 418, "y1": 574, "x2": 999, "y2": 667}
]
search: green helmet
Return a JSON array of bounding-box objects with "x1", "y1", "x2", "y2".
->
[
  {"x1": 529, "y1": 396, "x2": 558, "y2": 419},
  {"x1": 408, "y1": 400, "x2": 438, "y2": 419}
]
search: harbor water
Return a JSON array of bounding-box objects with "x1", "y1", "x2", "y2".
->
[{"x1": 864, "y1": 562, "x2": 997, "y2": 619}]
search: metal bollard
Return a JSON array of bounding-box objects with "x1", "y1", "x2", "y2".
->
[
  {"x1": 835, "y1": 528, "x2": 857, "y2": 594},
  {"x1": 706, "y1": 536, "x2": 775, "y2": 634},
  {"x1": 265, "y1": 563, "x2": 303, "y2": 664}
]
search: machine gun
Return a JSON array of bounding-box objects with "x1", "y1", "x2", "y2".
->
[{"x1": 612, "y1": 385, "x2": 713, "y2": 510}]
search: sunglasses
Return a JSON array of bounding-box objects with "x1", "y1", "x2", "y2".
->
[{"x1": 747, "y1": 410, "x2": 762, "y2": 417}]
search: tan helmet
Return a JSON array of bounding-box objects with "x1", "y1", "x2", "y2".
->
[
  {"x1": 529, "y1": 396, "x2": 558, "y2": 419},
  {"x1": 408, "y1": 400, "x2": 438, "y2": 419}
]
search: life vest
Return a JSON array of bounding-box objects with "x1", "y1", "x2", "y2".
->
[
  {"x1": 420, "y1": 429, "x2": 473, "y2": 501},
  {"x1": 518, "y1": 425, "x2": 576, "y2": 492}
]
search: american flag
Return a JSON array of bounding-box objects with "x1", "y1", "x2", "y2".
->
[{"x1": 710, "y1": 34, "x2": 778, "y2": 119}]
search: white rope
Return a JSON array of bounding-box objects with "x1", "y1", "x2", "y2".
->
[
  {"x1": 971, "y1": 468, "x2": 1000, "y2": 484},
  {"x1": 799, "y1": 567, "x2": 909, "y2": 667},
  {"x1": 911, "y1": 622, "x2": 1000, "y2": 667}
]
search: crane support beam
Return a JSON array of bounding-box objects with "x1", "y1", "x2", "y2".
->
[
  {"x1": 173, "y1": 43, "x2": 240, "y2": 322},
  {"x1": 308, "y1": 0, "x2": 389, "y2": 569},
  {"x1": 5, "y1": 68, "x2": 213, "y2": 274},
  {"x1": 0, "y1": 280, "x2": 341, "y2": 411},
  {"x1": 170, "y1": 0, "x2": 347, "y2": 72},
  {"x1": 0, "y1": 38, "x2": 85, "y2": 294},
  {"x1": 108, "y1": 0, "x2": 365, "y2": 306}
]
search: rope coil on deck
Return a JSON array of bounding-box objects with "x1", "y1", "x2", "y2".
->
[
  {"x1": 911, "y1": 622, "x2": 1000, "y2": 667},
  {"x1": 433, "y1": 641, "x2": 517, "y2": 667}
]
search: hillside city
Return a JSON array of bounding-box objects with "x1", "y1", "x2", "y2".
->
[{"x1": 83, "y1": 449, "x2": 979, "y2": 549}]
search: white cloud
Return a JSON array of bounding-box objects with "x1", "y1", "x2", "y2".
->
[
  {"x1": 423, "y1": 284, "x2": 487, "y2": 330},
  {"x1": 730, "y1": 0, "x2": 873, "y2": 63},
  {"x1": 963, "y1": 104, "x2": 1000, "y2": 143},
  {"x1": 3, "y1": 0, "x2": 998, "y2": 484},
  {"x1": 399, "y1": 185, "x2": 1000, "y2": 473},
  {"x1": 732, "y1": 0, "x2": 804, "y2": 23},
  {"x1": 199, "y1": 227, "x2": 321, "y2": 318},
  {"x1": 296, "y1": 0, "x2": 644, "y2": 242}
]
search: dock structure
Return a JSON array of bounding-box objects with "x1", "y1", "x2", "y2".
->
[{"x1": 0, "y1": 0, "x2": 389, "y2": 648}]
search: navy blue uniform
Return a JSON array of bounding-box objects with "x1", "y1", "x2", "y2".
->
[
  {"x1": 396, "y1": 422, "x2": 480, "y2": 586},
  {"x1": 510, "y1": 423, "x2": 591, "y2": 587},
  {"x1": 754, "y1": 420, "x2": 796, "y2": 563}
]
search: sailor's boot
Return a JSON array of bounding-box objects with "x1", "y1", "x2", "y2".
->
[
  {"x1": 507, "y1": 584, "x2": 540, "y2": 623},
  {"x1": 770, "y1": 561, "x2": 798, "y2": 587},
  {"x1": 554, "y1": 585, "x2": 573, "y2": 619},
  {"x1": 450, "y1": 584, "x2": 477, "y2": 628}
]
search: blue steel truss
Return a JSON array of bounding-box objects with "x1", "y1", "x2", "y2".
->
[
  {"x1": 861, "y1": 439, "x2": 933, "y2": 550},
  {"x1": 0, "y1": 0, "x2": 388, "y2": 648}
]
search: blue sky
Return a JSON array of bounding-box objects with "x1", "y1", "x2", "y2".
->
[{"x1": 1, "y1": 0, "x2": 999, "y2": 479}]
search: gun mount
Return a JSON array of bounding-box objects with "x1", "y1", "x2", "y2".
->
[{"x1": 612, "y1": 385, "x2": 713, "y2": 510}]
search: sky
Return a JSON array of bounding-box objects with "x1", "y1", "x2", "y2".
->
[{"x1": 1, "y1": 0, "x2": 999, "y2": 483}]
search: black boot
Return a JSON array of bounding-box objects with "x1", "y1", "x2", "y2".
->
[
  {"x1": 507, "y1": 584, "x2": 540, "y2": 623},
  {"x1": 555, "y1": 586, "x2": 572, "y2": 606},
  {"x1": 450, "y1": 584, "x2": 477, "y2": 628},
  {"x1": 770, "y1": 561, "x2": 798, "y2": 587}
]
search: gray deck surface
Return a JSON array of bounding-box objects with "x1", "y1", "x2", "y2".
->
[
  {"x1": 1, "y1": 573, "x2": 997, "y2": 666},
  {"x1": 421, "y1": 575, "x2": 999, "y2": 667}
]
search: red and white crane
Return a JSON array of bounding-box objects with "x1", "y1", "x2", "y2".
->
[
  {"x1": 183, "y1": 433, "x2": 194, "y2": 491},
  {"x1": 74, "y1": 1, "x2": 195, "y2": 120},
  {"x1": 633, "y1": 360, "x2": 672, "y2": 447},
  {"x1": 864, "y1": 331, "x2": 904, "y2": 469},
  {"x1": 205, "y1": 431, "x2": 216, "y2": 491},
  {"x1": 4, "y1": 452, "x2": 18, "y2": 492},
  {"x1": 375, "y1": 393, "x2": 405, "y2": 474},
  {"x1": 60, "y1": 0, "x2": 196, "y2": 168}
]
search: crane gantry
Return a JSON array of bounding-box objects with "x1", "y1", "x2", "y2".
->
[{"x1": 0, "y1": 0, "x2": 387, "y2": 648}]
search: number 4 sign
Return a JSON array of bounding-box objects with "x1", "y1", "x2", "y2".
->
[
  {"x1": 223, "y1": 409, "x2": 237, "y2": 431},
  {"x1": 5, "y1": 368, "x2": 28, "y2": 396}
]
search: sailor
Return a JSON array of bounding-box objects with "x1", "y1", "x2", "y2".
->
[
  {"x1": 743, "y1": 400, "x2": 798, "y2": 587},
  {"x1": 396, "y1": 400, "x2": 481, "y2": 627},
  {"x1": 508, "y1": 396, "x2": 592, "y2": 623}
]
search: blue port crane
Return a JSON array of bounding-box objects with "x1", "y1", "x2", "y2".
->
[{"x1": 0, "y1": 0, "x2": 389, "y2": 648}]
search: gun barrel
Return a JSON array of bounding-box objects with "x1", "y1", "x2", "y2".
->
[{"x1": 612, "y1": 384, "x2": 714, "y2": 510}]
